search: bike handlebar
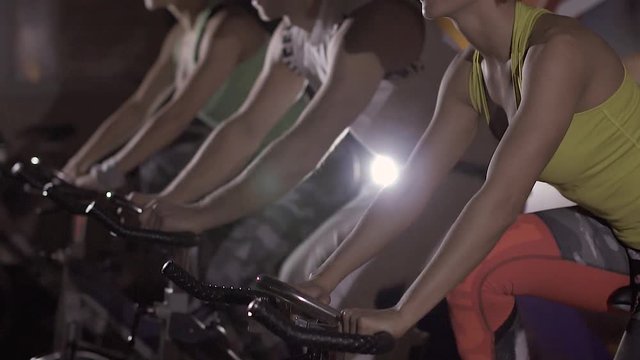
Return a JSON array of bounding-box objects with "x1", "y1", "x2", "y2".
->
[
  {"x1": 256, "y1": 274, "x2": 340, "y2": 323},
  {"x1": 45, "y1": 179, "x2": 142, "y2": 214},
  {"x1": 86, "y1": 202, "x2": 198, "y2": 247},
  {"x1": 161, "y1": 261, "x2": 395, "y2": 355},
  {"x1": 11, "y1": 161, "x2": 141, "y2": 213},
  {"x1": 161, "y1": 261, "x2": 266, "y2": 304},
  {"x1": 10, "y1": 161, "x2": 197, "y2": 246},
  {"x1": 248, "y1": 298, "x2": 395, "y2": 355},
  {"x1": 10, "y1": 162, "x2": 50, "y2": 190}
]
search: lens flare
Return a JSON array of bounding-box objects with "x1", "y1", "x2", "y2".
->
[{"x1": 370, "y1": 155, "x2": 399, "y2": 187}]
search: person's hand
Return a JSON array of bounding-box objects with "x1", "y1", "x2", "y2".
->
[
  {"x1": 126, "y1": 192, "x2": 159, "y2": 209},
  {"x1": 340, "y1": 307, "x2": 410, "y2": 339},
  {"x1": 74, "y1": 172, "x2": 105, "y2": 191},
  {"x1": 60, "y1": 160, "x2": 84, "y2": 182},
  {"x1": 139, "y1": 199, "x2": 204, "y2": 233},
  {"x1": 295, "y1": 279, "x2": 332, "y2": 305}
]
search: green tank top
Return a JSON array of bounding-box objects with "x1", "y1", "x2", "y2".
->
[
  {"x1": 469, "y1": 2, "x2": 640, "y2": 248},
  {"x1": 174, "y1": 3, "x2": 304, "y2": 145}
]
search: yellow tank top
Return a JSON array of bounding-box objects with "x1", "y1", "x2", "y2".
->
[{"x1": 469, "y1": 2, "x2": 640, "y2": 249}]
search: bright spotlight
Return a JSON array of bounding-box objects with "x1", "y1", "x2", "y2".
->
[
  {"x1": 370, "y1": 155, "x2": 399, "y2": 187},
  {"x1": 30, "y1": 157, "x2": 40, "y2": 165}
]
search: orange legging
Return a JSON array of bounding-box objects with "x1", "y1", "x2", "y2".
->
[{"x1": 447, "y1": 214, "x2": 628, "y2": 360}]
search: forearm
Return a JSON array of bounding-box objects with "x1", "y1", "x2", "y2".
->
[
  {"x1": 395, "y1": 192, "x2": 518, "y2": 327},
  {"x1": 68, "y1": 101, "x2": 146, "y2": 174},
  {"x1": 106, "y1": 106, "x2": 194, "y2": 174},
  {"x1": 159, "y1": 119, "x2": 264, "y2": 203},
  {"x1": 192, "y1": 136, "x2": 322, "y2": 229},
  {"x1": 311, "y1": 174, "x2": 438, "y2": 290}
]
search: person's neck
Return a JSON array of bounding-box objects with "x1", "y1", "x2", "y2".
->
[
  {"x1": 285, "y1": 0, "x2": 320, "y2": 33},
  {"x1": 450, "y1": 0, "x2": 516, "y2": 62},
  {"x1": 170, "y1": 0, "x2": 209, "y2": 30}
]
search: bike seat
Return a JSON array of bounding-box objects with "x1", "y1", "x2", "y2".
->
[{"x1": 607, "y1": 285, "x2": 633, "y2": 313}]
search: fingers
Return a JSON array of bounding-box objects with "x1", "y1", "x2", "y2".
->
[
  {"x1": 127, "y1": 192, "x2": 157, "y2": 208},
  {"x1": 351, "y1": 312, "x2": 359, "y2": 334},
  {"x1": 340, "y1": 309, "x2": 386, "y2": 336},
  {"x1": 295, "y1": 283, "x2": 331, "y2": 305},
  {"x1": 149, "y1": 204, "x2": 163, "y2": 230},
  {"x1": 125, "y1": 192, "x2": 140, "y2": 206},
  {"x1": 340, "y1": 309, "x2": 360, "y2": 334},
  {"x1": 319, "y1": 293, "x2": 331, "y2": 305},
  {"x1": 75, "y1": 174, "x2": 103, "y2": 191},
  {"x1": 139, "y1": 202, "x2": 162, "y2": 230}
]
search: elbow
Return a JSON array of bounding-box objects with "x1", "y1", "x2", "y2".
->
[{"x1": 473, "y1": 185, "x2": 524, "y2": 229}]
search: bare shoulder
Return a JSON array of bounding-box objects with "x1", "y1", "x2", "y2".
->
[
  {"x1": 525, "y1": 13, "x2": 624, "y2": 109},
  {"x1": 524, "y1": 15, "x2": 594, "y2": 75},
  {"x1": 201, "y1": 6, "x2": 269, "y2": 58},
  {"x1": 343, "y1": 0, "x2": 424, "y2": 72},
  {"x1": 441, "y1": 47, "x2": 476, "y2": 105},
  {"x1": 528, "y1": 13, "x2": 610, "y2": 66},
  {"x1": 164, "y1": 24, "x2": 184, "y2": 48},
  {"x1": 205, "y1": 6, "x2": 267, "y2": 41}
]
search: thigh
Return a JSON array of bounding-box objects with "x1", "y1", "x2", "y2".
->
[{"x1": 537, "y1": 207, "x2": 629, "y2": 274}]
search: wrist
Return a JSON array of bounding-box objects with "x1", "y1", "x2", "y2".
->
[
  {"x1": 307, "y1": 270, "x2": 339, "y2": 294},
  {"x1": 90, "y1": 158, "x2": 126, "y2": 190},
  {"x1": 65, "y1": 157, "x2": 86, "y2": 175},
  {"x1": 190, "y1": 202, "x2": 215, "y2": 232},
  {"x1": 393, "y1": 303, "x2": 420, "y2": 333},
  {"x1": 157, "y1": 190, "x2": 177, "y2": 203},
  {"x1": 159, "y1": 187, "x2": 189, "y2": 205}
]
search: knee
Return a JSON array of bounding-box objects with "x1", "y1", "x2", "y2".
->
[
  {"x1": 447, "y1": 265, "x2": 487, "y2": 310},
  {"x1": 447, "y1": 256, "x2": 512, "y2": 312}
]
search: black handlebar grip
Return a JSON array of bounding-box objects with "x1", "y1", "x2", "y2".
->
[
  {"x1": 48, "y1": 179, "x2": 142, "y2": 215},
  {"x1": 42, "y1": 184, "x2": 93, "y2": 215},
  {"x1": 248, "y1": 298, "x2": 395, "y2": 354},
  {"x1": 86, "y1": 202, "x2": 198, "y2": 247},
  {"x1": 10, "y1": 162, "x2": 49, "y2": 189},
  {"x1": 161, "y1": 261, "x2": 267, "y2": 305}
]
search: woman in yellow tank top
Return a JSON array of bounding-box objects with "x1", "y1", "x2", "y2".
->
[{"x1": 293, "y1": 0, "x2": 640, "y2": 358}]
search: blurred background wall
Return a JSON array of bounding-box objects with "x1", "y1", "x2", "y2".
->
[{"x1": 0, "y1": 0, "x2": 172, "y2": 164}]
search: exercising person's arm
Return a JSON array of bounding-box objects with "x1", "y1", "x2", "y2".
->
[
  {"x1": 346, "y1": 35, "x2": 589, "y2": 338},
  {"x1": 155, "y1": 23, "x2": 306, "y2": 204},
  {"x1": 194, "y1": 42, "x2": 383, "y2": 226},
  {"x1": 306, "y1": 52, "x2": 481, "y2": 298},
  {"x1": 143, "y1": 1, "x2": 425, "y2": 232},
  {"x1": 100, "y1": 10, "x2": 267, "y2": 178},
  {"x1": 62, "y1": 26, "x2": 181, "y2": 178},
  {"x1": 143, "y1": 25, "x2": 385, "y2": 232}
]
